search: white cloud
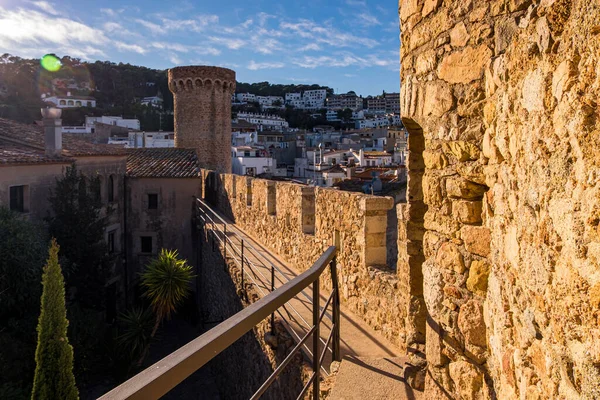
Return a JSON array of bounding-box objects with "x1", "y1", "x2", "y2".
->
[
  {"x1": 279, "y1": 19, "x2": 379, "y2": 48},
  {"x1": 357, "y1": 13, "x2": 381, "y2": 26},
  {"x1": 346, "y1": 0, "x2": 367, "y2": 6},
  {"x1": 29, "y1": 1, "x2": 60, "y2": 16},
  {"x1": 150, "y1": 42, "x2": 221, "y2": 56},
  {"x1": 134, "y1": 19, "x2": 164, "y2": 35},
  {"x1": 0, "y1": 6, "x2": 109, "y2": 58},
  {"x1": 292, "y1": 52, "x2": 396, "y2": 69},
  {"x1": 247, "y1": 61, "x2": 285, "y2": 70},
  {"x1": 298, "y1": 43, "x2": 321, "y2": 52},
  {"x1": 114, "y1": 41, "x2": 146, "y2": 54},
  {"x1": 208, "y1": 36, "x2": 245, "y2": 50},
  {"x1": 168, "y1": 54, "x2": 182, "y2": 65}
]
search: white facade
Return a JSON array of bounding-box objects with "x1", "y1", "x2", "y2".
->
[
  {"x1": 237, "y1": 113, "x2": 289, "y2": 131},
  {"x1": 107, "y1": 132, "x2": 174, "y2": 148},
  {"x1": 355, "y1": 116, "x2": 390, "y2": 129},
  {"x1": 231, "y1": 146, "x2": 277, "y2": 176},
  {"x1": 43, "y1": 95, "x2": 96, "y2": 109},
  {"x1": 86, "y1": 116, "x2": 141, "y2": 131},
  {"x1": 353, "y1": 149, "x2": 393, "y2": 167},
  {"x1": 303, "y1": 89, "x2": 327, "y2": 109},
  {"x1": 140, "y1": 96, "x2": 163, "y2": 108},
  {"x1": 236, "y1": 93, "x2": 257, "y2": 103}
]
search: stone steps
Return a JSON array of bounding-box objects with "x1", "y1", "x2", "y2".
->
[{"x1": 328, "y1": 356, "x2": 423, "y2": 400}]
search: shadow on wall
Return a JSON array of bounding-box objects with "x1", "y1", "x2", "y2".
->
[{"x1": 196, "y1": 224, "x2": 304, "y2": 400}]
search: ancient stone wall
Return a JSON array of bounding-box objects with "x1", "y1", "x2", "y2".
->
[
  {"x1": 199, "y1": 170, "x2": 410, "y2": 350},
  {"x1": 399, "y1": 0, "x2": 600, "y2": 398},
  {"x1": 168, "y1": 66, "x2": 236, "y2": 173}
]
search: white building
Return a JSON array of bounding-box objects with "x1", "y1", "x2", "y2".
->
[
  {"x1": 237, "y1": 93, "x2": 257, "y2": 103},
  {"x1": 140, "y1": 95, "x2": 163, "y2": 108},
  {"x1": 303, "y1": 89, "x2": 327, "y2": 109},
  {"x1": 62, "y1": 116, "x2": 140, "y2": 134},
  {"x1": 285, "y1": 92, "x2": 304, "y2": 108},
  {"x1": 326, "y1": 110, "x2": 341, "y2": 122},
  {"x1": 236, "y1": 112, "x2": 289, "y2": 131},
  {"x1": 353, "y1": 149, "x2": 393, "y2": 167},
  {"x1": 355, "y1": 116, "x2": 390, "y2": 129},
  {"x1": 321, "y1": 165, "x2": 346, "y2": 187},
  {"x1": 108, "y1": 131, "x2": 174, "y2": 148},
  {"x1": 42, "y1": 93, "x2": 96, "y2": 109},
  {"x1": 232, "y1": 146, "x2": 277, "y2": 176}
]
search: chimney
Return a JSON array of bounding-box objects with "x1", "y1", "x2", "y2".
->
[{"x1": 41, "y1": 107, "x2": 62, "y2": 157}]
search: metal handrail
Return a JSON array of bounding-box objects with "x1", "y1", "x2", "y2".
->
[
  {"x1": 196, "y1": 199, "x2": 336, "y2": 361},
  {"x1": 99, "y1": 246, "x2": 340, "y2": 400}
]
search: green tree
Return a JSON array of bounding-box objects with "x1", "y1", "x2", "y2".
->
[
  {"x1": 46, "y1": 164, "x2": 108, "y2": 309},
  {"x1": 31, "y1": 239, "x2": 79, "y2": 400},
  {"x1": 0, "y1": 208, "x2": 48, "y2": 398},
  {"x1": 137, "y1": 249, "x2": 194, "y2": 365}
]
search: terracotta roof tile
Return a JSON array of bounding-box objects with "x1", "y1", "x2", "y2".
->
[
  {"x1": 0, "y1": 118, "x2": 127, "y2": 165},
  {"x1": 127, "y1": 148, "x2": 199, "y2": 178}
]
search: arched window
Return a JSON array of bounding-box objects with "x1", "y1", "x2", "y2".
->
[
  {"x1": 59, "y1": 100, "x2": 66, "y2": 105},
  {"x1": 67, "y1": 100, "x2": 74, "y2": 106},
  {"x1": 75, "y1": 101, "x2": 82, "y2": 106},
  {"x1": 108, "y1": 175, "x2": 115, "y2": 202}
]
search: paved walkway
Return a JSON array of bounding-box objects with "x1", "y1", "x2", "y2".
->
[{"x1": 204, "y1": 210, "x2": 402, "y2": 369}]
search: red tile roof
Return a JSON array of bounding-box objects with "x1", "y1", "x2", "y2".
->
[
  {"x1": 0, "y1": 118, "x2": 127, "y2": 165},
  {"x1": 127, "y1": 148, "x2": 199, "y2": 178}
]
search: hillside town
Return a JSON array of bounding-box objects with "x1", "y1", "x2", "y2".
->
[{"x1": 37, "y1": 77, "x2": 407, "y2": 195}]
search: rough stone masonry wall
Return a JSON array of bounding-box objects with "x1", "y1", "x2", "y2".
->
[
  {"x1": 168, "y1": 66, "x2": 236, "y2": 173},
  {"x1": 399, "y1": 0, "x2": 600, "y2": 399},
  {"x1": 200, "y1": 170, "x2": 410, "y2": 350}
]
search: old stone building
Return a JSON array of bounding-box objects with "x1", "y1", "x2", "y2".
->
[{"x1": 399, "y1": 0, "x2": 600, "y2": 398}]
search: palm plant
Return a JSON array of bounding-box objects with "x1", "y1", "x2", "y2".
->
[
  {"x1": 116, "y1": 307, "x2": 154, "y2": 362},
  {"x1": 137, "y1": 249, "x2": 194, "y2": 366}
]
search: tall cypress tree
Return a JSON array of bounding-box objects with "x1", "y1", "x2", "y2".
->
[{"x1": 31, "y1": 239, "x2": 79, "y2": 400}]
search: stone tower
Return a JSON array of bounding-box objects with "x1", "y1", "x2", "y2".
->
[{"x1": 168, "y1": 66, "x2": 236, "y2": 173}]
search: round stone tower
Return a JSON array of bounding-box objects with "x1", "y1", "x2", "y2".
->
[{"x1": 168, "y1": 66, "x2": 236, "y2": 173}]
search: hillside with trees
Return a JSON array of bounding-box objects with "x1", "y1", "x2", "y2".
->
[{"x1": 0, "y1": 53, "x2": 334, "y2": 130}]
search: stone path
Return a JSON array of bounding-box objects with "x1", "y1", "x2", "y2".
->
[{"x1": 328, "y1": 357, "x2": 422, "y2": 400}]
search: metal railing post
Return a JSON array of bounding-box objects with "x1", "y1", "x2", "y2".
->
[
  {"x1": 271, "y1": 265, "x2": 275, "y2": 334},
  {"x1": 312, "y1": 277, "x2": 320, "y2": 400},
  {"x1": 241, "y1": 239, "x2": 245, "y2": 294},
  {"x1": 223, "y1": 224, "x2": 227, "y2": 271},
  {"x1": 330, "y1": 257, "x2": 341, "y2": 362}
]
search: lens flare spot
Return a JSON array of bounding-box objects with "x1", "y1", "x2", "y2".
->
[{"x1": 41, "y1": 54, "x2": 62, "y2": 72}]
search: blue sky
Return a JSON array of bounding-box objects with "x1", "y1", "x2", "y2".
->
[{"x1": 0, "y1": 0, "x2": 400, "y2": 96}]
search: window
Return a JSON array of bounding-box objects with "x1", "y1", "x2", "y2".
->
[
  {"x1": 148, "y1": 194, "x2": 158, "y2": 210},
  {"x1": 141, "y1": 236, "x2": 153, "y2": 253},
  {"x1": 107, "y1": 175, "x2": 114, "y2": 202},
  {"x1": 108, "y1": 231, "x2": 116, "y2": 254},
  {"x1": 9, "y1": 185, "x2": 28, "y2": 213},
  {"x1": 75, "y1": 101, "x2": 82, "y2": 106},
  {"x1": 244, "y1": 151, "x2": 250, "y2": 157},
  {"x1": 87, "y1": 101, "x2": 92, "y2": 107},
  {"x1": 59, "y1": 100, "x2": 66, "y2": 105}
]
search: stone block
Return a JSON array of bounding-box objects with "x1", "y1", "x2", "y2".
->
[
  {"x1": 423, "y1": 81, "x2": 454, "y2": 118},
  {"x1": 400, "y1": 0, "x2": 422, "y2": 23},
  {"x1": 423, "y1": 174, "x2": 443, "y2": 206},
  {"x1": 446, "y1": 177, "x2": 487, "y2": 199},
  {"x1": 422, "y1": 0, "x2": 442, "y2": 18},
  {"x1": 408, "y1": 172, "x2": 424, "y2": 202},
  {"x1": 448, "y1": 360, "x2": 484, "y2": 400},
  {"x1": 415, "y1": 50, "x2": 437, "y2": 75},
  {"x1": 450, "y1": 22, "x2": 470, "y2": 47},
  {"x1": 522, "y1": 69, "x2": 545, "y2": 113},
  {"x1": 436, "y1": 241, "x2": 465, "y2": 273},
  {"x1": 458, "y1": 299, "x2": 487, "y2": 348},
  {"x1": 426, "y1": 315, "x2": 448, "y2": 367},
  {"x1": 495, "y1": 18, "x2": 518, "y2": 55},
  {"x1": 423, "y1": 150, "x2": 449, "y2": 169},
  {"x1": 360, "y1": 196, "x2": 394, "y2": 212},
  {"x1": 466, "y1": 260, "x2": 490, "y2": 296},
  {"x1": 456, "y1": 162, "x2": 486, "y2": 185},
  {"x1": 442, "y1": 141, "x2": 480, "y2": 162},
  {"x1": 461, "y1": 225, "x2": 491, "y2": 257},
  {"x1": 365, "y1": 246, "x2": 387, "y2": 266},
  {"x1": 364, "y1": 215, "x2": 388, "y2": 234},
  {"x1": 366, "y1": 232, "x2": 386, "y2": 247},
  {"x1": 438, "y1": 45, "x2": 493, "y2": 84},
  {"x1": 406, "y1": 151, "x2": 426, "y2": 170},
  {"x1": 552, "y1": 60, "x2": 576, "y2": 101},
  {"x1": 453, "y1": 200, "x2": 483, "y2": 224}
]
